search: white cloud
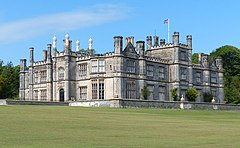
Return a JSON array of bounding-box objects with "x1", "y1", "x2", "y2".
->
[{"x1": 0, "y1": 4, "x2": 129, "y2": 43}]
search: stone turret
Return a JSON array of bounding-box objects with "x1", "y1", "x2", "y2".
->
[
  {"x1": 187, "y1": 35, "x2": 192, "y2": 49},
  {"x1": 88, "y1": 37, "x2": 93, "y2": 50},
  {"x1": 43, "y1": 50, "x2": 47, "y2": 62},
  {"x1": 136, "y1": 41, "x2": 145, "y2": 57},
  {"x1": 173, "y1": 32, "x2": 179, "y2": 46},
  {"x1": 146, "y1": 36, "x2": 152, "y2": 50},
  {"x1": 63, "y1": 33, "x2": 72, "y2": 55},
  {"x1": 47, "y1": 44, "x2": 52, "y2": 63},
  {"x1": 160, "y1": 39, "x2": 165, "y2": 46},
  {"x1": 29, "y1": 47, "x2": 34, "y2": 66},
  {"x1": 153, "y1": 36, "x2": 159, "y2": 47},
  {"x1": 114, "y1": 36, "x2": 123, "y2": 54},
  {"x1": 76, "y1": 40, "x2": 80, "y2": 52},
  {"x1": 53, "y1": 35, "x2": 57, "y2": 57}
]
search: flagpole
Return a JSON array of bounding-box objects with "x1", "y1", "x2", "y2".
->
[{"x1": 168, "y1": 18, "x2": 170, "y2": 43}]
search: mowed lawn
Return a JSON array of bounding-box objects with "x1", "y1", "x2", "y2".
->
[{"x1": 0, "y1": 106, "x2": 240, "y2": 148}]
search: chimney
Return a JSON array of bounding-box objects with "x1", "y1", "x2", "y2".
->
[
  {"x1": 146, "y1": 36, "x2": 152, "y2": 50},
  {"x1": 129, "y1": 36, "x2": 134, "y2": 46},
  {"x1": 114, "y1": 36, "x2": 123, "y2": 54},
  {"x1": 160, "y1": 39, "x2": 165, "y2": 46},
  {"x1": 172, "y1": 32, "x2": 179, "y2": 46},
  {"x1": 47, "y1": 44, "x2": 52, "y2": 63},
  {"x1": 187, "y1": 35, "x2": 192, "y2": 49},
  {"x1": 136, "y1": 41, "x2": 145, "y2": 57},
  {"x1": 29, "y1": 47, "x2": 34, "y2": 66},
  {"x1": 43, "y1": 50, "x2": 47, "y2": 62},
  {"x1": 153, "y1": 36, "x2": 159, "y2": 47},
  {"x1": 20, "y1": 59, "x2": 27, "y2": 72}
]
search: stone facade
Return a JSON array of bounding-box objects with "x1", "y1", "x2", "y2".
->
[{"x1": 19, "y1": 32, "x2": 224, "y2": 103}]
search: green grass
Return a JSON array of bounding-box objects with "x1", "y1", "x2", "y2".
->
[{"x1": 0, "y1": 106, "x2": 240, "y2": 148}]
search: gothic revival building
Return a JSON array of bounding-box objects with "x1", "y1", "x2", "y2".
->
[{"x1": 19, "y1": 32, "x2": 224, "y2": 103}]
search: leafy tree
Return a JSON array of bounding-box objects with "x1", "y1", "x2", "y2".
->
[
  {"x1": 0, "y1": 60, "x2": 19, "y2": 99},
  {"x1": 203, "y1": 92, "x2": 214, "y2": 102},
  {"x1": 171, "y1": 87, "x2": 178, "y2": 101},
  {"x1": 185, "y1": 87, "x2": 199, "y2": 102},
  {"x1": 141, "y1": 86, "x2": 150, "y2": 100},
  {"x1": 192, "y1": 53, "x2": 198, "y2": 64},
  {"x1": 209, "y1": 45, "x2": 240, "y2": 104}
]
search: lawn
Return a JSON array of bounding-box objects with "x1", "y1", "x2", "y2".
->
[{"x1": 0, "y1": 105, "x2": 240, "y2": 148}]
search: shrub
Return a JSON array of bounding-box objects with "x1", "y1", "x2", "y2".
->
[
  {"x1": 171, "y1": 88, "x2": 178, "y2": 101},
  {"x1": 203, "y1": 92, "x2": 213, "y2": 102},
  {"x1": 141, "y1": 86, "x2": 150, "y2": 100},
  {"x1": 185, "y1": 87, "x2": 199, "y2": 102}
]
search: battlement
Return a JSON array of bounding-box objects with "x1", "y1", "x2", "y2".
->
[{"x1": 145, "y1": 56, "x2": 171, "y2": 64}]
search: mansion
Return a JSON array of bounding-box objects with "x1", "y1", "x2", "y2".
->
[{"x1": 19, "y1": 32, "x2": 224, "y2": 103}]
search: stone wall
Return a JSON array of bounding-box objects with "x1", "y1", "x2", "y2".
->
[{"x1": 3, "y1": 99, "x2": 240, "y2": 110}]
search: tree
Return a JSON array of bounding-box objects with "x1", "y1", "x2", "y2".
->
[
  {"x1": 141, "y1": 86, "x2": 150, "y2": 100},
  {"x1": 192, "y1": 53, "x2": 198, "y2": 64},
  {"x1": 171, "y1": 87, "x2": 178, "y2": 101},
  {"x1": 209, "y1": 45, "x2": 240, "y2": 104},
  {"x1": 185, "y1": 87, "x2": 199, "y2": 102},
  {"x1": 203, "y1": 92, "x2": 213, "y2": 102},
  {"x1": 0, "y1": 60, "x2": 19, "y2": 99}
]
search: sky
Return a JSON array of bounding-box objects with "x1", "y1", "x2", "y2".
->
[{"x1": 0, "y1": 0, "x2": 239, "y2": 65}]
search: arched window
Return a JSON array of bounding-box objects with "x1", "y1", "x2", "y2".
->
[{"x1": 58, "y1": 67, "x2": 64, "y2": 80}]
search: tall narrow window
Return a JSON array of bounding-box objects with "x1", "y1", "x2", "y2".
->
[
  {"x1": 91, "y1": 79, "x2": 105, "y2": 99},
  {"x1": 159, "y1": 86, "x2": 166, "y2": 101},
  {"x1": 92, "y1": 80, "x2": 98, "y2": 99},
  {"x1": 126, "y1": 60, "x2": 135, "y2": 73},
  {"x1": 196, "y1": 72, "x2": 201, "y2": 83},
  {"x1": 79, "y1": 63, "x2": 87, "y2": 77},
  {"x1": 40, "y1": 89, "x2": 47, "y2": 100},
  {"x1": 34, "y1": 90, "x2": 38, "y2": 100},
  {"x1": 147, "y1": 65, "x2": 154, "y2": 77},
  {"x1": 159, "y1": 66, "x2": 165, "y2": 80},
  {"x1": 34, "y1": 72, "x2": 38, "y2": 84},
  {"x1": 211, "y1": 72, "x2": 217, "y2": 83},
  {"x1": 99, "y1": 60, "x2": 105, "y2": 72},
  {"x1": 40, "y1": 70, "x2": 47, "y2": 82},
  {"x1": 91, "y1": 60, "x2": 98, "y2": 73},
  {"x1": 180, "y1": 67, "x2": 187, "y2": 80},
  {"x1": 126, "y1": 81, "x2": 136, "y2": 99},
  {"x1": 147, "y1": 85, "x2": 154, "y2": 100},
  {"x1": 99, "y1": 80, "x2": 104, "y2": 99},
  {"x1": 58, "y1": 67, "x2": 64, "y2": 80},
  {"x1": 79, "y1": 86, "x2": 87, "y2": 100},
  {"x1": 180, "y1": 50, "x2": 187, "y2": 61}
]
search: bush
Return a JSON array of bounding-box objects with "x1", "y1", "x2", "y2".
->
[
  {"x1": 203, "y1": 92, "x2": 213, "y2": 102},
  {"x1": 171, "y1": 88, "x2": 178, "y2": 101},
  {"x1": 185, "y1": 87, "x2": 199, "y2": 102},
  {"x1": 141, "y1": 86, "x2": 150, "y2": 100}
]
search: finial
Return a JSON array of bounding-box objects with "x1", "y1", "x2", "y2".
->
[
  {"x1": 211, "y1": 97, "x2": 216, "y2": 103},
  {"x1": 65, "y1": 33, "x2": 69, "y2": 39},
  {"x1": 53, "y1": 34, "x2": 57, "y2": 41},
  {"x1": 76, "y1": 40, "x2": 80, "y2": 51},
  {"x1": 180, "y1": 94, "x2": 184, "y2": 102},
  {"x1": 88, "y1": 36, "x2": 93, "y2": 49}
]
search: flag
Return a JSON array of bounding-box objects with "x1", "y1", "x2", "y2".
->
[{"x1": 164, "y1": 19, "x2": 168, "y2": 24}]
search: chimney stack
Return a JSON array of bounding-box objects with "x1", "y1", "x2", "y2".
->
[
  {"x1": 160, "y1": 39, "x2": 165, "y2": 46},
  {"x1": 43, "y1": 50, "x2": 47, "y2": 62},
  {"x1": 114, "y1": 36, "x2": 123, "y2": 54},
  {"x1": 153, "y1": 36, "x2": 159, "y2": 47},
  {"x1": 136, "y1": 41, "x2": 145, "y2": 57},
  {"x1": 172, "y1": 32, "x2": 179, "y2": 46},
  {"x1": 29, "y1": 47, "x2": 34, "y2": 66},
  {"x1": 146, "y1": 36, "x2": 152, "y2": 50},
  {"x1": 187, "y1": 35, "x2": 192, "y2": 49}
]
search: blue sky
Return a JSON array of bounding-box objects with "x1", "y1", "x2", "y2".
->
[{"x1": 0, "y1": 0, "x2": 239, "y2": 65}]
